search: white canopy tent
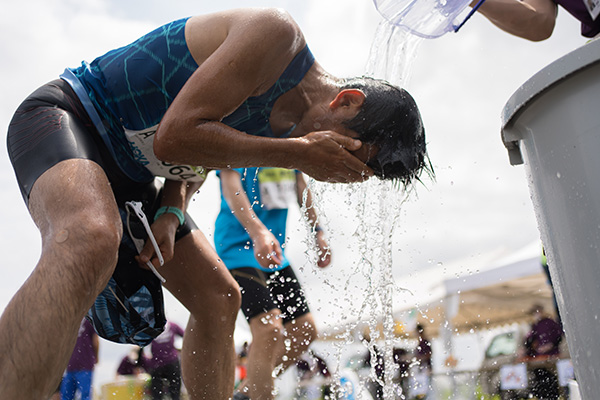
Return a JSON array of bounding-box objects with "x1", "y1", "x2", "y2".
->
[
  {"x1": 392, "y1": 241, "x2": 557, "y2": 338},
  {"x1": 316, "y1": 240, "x2": 559, "y2": 393},
  {"x1": 321, "y1": 241, "x2": 556, "y2": 343}
]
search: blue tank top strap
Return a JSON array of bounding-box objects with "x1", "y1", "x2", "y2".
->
[
  {"x1": 60, "y1": 69, "x2": 120, "y2": 165},
  {"x1": 252, "y1": 46, "x2": 314, "y2": 105}
]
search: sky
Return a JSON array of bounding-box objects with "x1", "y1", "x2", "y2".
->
[{"x1": 0, "y1": 0, "x2": 588, "y2": 391}]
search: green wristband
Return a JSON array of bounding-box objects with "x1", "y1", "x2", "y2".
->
[{"x1": 155, "y1": 206, "x2": 185, "y2": 226}]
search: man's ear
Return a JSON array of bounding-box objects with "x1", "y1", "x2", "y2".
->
[{"x1": 329, "y1": 89, "x2": 365, "y2": 110}]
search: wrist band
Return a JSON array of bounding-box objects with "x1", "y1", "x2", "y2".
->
[
  {"x1": 315, "y1": 225, "x2": 323, "y2": 233},
  {"x1": 155, "y1": 206, "x2": 185, "y2": 226}
]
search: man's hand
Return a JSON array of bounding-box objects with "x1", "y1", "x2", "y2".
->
[
  {"x1": 251, "y1": 228, "x2": 284, "y2": 269},
  {"x1": 137, "y1": 215, "x2": 179, "y2": 270},
  {"x1": 293, "y1": 131, "x2": 374, "y2": 183},
  {"x1": 316, "y1": 230, "x2": 331, "y2": 268}
]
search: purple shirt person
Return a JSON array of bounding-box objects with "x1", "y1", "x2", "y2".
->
[
  {"x1": 474, "y1": 0, "x2": 600, "y2": 41},
  {"x1": 525, "y1": 306, "x2": 564, "y2": 357},
  {"x1": 117, "y1": 346, "x2": 148, "y2": 377},
  {"x1": 415, "y1": 323, "x2": 432, "y2": 370},
  {"x1": 554, "y1": 0, "x2": 600, "y2": 37},
  {"x1": 149, "y1": 321, "x2": 185, "y2": 400},
  {"x1": 61, "y1": 319, "x2": 99, "y2": 400}
]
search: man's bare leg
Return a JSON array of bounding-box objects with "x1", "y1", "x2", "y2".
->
[
  {"x1": 238, "y1": 312, "x2": 316, "y2": 400},
  {"x1": 243, "y1": 310, "x2": 284, "y2": 400},
  {"x1": 0, "y1": 160, "x2": 122, "y2": 399},
  {"x1": 276, "y1": 313, "x2": 317, "y2": 371},
  {"x1": 160, "y1": 230, "x2": 241, "y2": 400}
]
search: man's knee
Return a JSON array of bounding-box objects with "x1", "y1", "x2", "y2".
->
[
  {"x1": 287, "y1": 315, "x2": 317, "y2": 347},
  {"x1": 53, "y1": 216, "x2": 122, "y2": 294},
  {"x1": 190, "y1": 277, "x2": 241, "y2": 324},
  {"x1": 79, "y1": 219, "x2": 121, "y2": 290},
  {"x1": 251, "y1": 313, "x2": 284, "y2": 346},
  {"x1": 231, "y1": 285, "x2": 242, "y2": 315},
  {"x1": 218, "y1": 280, "x2": 242, "y2": 320}
]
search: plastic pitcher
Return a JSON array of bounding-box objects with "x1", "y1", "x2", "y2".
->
[{"x1": 373, "y1": 0, "x2": 485, "y2": 38}]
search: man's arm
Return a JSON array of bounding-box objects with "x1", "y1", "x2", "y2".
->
[
  {"x1": 154, "y1": 8, "x2": 372, "y2": 183},
  {"x1": 296, "y1": 173, "x2": 331, "y2": 268},
  {"x1": 220, "y1": 169, "x2": 283, "y2": 269},
  {"x1": 473, "y1": 0, "x2": 558, "y2": 41}
]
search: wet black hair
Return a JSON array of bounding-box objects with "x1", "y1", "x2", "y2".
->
[{"x1": 341, "y1": 76, "x2": 433, "y2": 188}]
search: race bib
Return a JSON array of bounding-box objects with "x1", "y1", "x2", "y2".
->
[
  {"x1": 257, "y1": 168, "x2": 297, "y2": 210},
  {"x1": 124, "y1": 125, "x2": 207, "y2": 182},
  {"x1": 585, "y1": 0, "x2": 600, "y2": 20}
]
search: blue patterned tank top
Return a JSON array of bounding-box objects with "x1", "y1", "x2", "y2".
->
[{"x1": 61, "y1": 18, "x2": 315, "y2": 182}]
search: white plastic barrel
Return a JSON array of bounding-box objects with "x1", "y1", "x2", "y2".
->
[{"x1": 502, "y1": 38, "x2": 600, "y2": 398}]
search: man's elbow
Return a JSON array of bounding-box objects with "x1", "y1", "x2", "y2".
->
[
  {"x1": 526, "y1": 17, "x2": 556, "y2": 41},
  {"x1": 154, "y1": 123, "x2": 177, "y2": 162},
  {"x1": 526, "y1": 27, "x2": 553, "y2": 41}
]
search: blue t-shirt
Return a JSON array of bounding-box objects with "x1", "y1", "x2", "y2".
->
[{"x1": 215, "y1": 167, "x2": 298, "y2": 272}]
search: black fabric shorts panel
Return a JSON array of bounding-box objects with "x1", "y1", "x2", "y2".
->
[
  {"x1": 230, "y1": 266, "x2": 310, "y2": 323},
  {"x1": 5, "y1": 78, "x2": 197, "y2": 248},
  {"x1": 7, "y1": 79, "x2": 129, "y2": 204}
]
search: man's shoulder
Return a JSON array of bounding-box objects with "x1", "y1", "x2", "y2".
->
[{"x1": 189, "y1": 8, "x2": 300, "y2": 46}]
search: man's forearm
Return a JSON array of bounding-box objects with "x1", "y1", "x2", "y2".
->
[
  {"x1": 220, "y1": 170, "x2": 267, "y2": 238},
  {"x1": 474, "y1": 0, "x2": 557, "y2": 41}
]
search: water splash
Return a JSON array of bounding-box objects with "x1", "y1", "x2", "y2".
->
[
  {"x1": 289, "y1": 20, "x2": 427, "y2": 399},
  {"x1": 298, "y1": 21, "x2": 427, "y2": 399},
  {"x1": 365, "y1": 20, "x2": 423, "y2": 87},
  {"x1": 304, "y1": 177, "x2": 417, "y2": 399}
]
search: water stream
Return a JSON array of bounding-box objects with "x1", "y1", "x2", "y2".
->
[
  {"x1": 305, "y1": 178, "x2": 415, "y2": 399},
  {"x1": 365, "y1": 21, "x2": 423, "y2": 88},
  {"x1": 301, "y1": 21, "x2": 425, "y2": 400}
]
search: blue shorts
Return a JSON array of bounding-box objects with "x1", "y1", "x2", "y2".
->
[{"x1": 61, "y1": 370, "x2": 93, "y2": 400}]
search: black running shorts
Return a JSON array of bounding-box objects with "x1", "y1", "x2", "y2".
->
[
  {"x1": 229, "y1": 266, "x2": 310, "y2": 323},
  {"x1": 6, "y1": 78, "x2": 197, "y2": 256},
  {"x1": 7, "y1": 79, "x2": 199, "y2": 346},
  {"x1": 6, "y1": 78, "x2": 196, "y2": 232}
]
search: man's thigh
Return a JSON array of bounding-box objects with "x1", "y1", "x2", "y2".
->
[
  {"x1": 28, "y1": 159, "x2": 120, "y2": 241},
  {"x1": 6, "y1": 79, "x2": 125, "y2": 234},
  {"x1": 160, "y1": 230, "x2": 240, "y2": 312}
]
